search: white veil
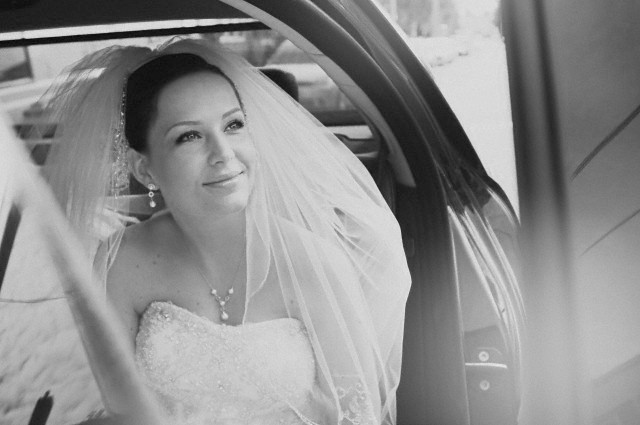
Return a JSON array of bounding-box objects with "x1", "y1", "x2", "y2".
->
[{"x1": 13, "y1": 38, "x2": 411, "y2": 424}]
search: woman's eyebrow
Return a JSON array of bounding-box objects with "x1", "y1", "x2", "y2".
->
[
  {"x1": 165, "y1": 120, "x2": 200, "y2": 136},
  {"x1": 222, "y1": 107, "x2": 242, "y2": 120},
  {"x1": 164, "y1": 107, "x2": 242, "y2": 136}
]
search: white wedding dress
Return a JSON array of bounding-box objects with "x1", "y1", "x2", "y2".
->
[{"x1": 135, "y1": 301, "x2": 317, "y2": 425}]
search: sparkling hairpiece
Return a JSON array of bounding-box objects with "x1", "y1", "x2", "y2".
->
[{"x1": 110, "y1": 79, "x2": 129, "y2": 197}]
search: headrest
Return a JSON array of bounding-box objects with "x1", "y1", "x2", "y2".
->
[{"x1": 259, "y1": 67, "x2": 299, "y2": 101}]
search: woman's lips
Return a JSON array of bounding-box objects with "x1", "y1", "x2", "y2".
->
[{"x1": 203, "y1": 171, "x2": 244, "y2": 187}]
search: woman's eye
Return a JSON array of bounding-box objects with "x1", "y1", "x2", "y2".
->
[
  {"x1": 176, "y1": 131, "x2": 202, "y2": 144},
  {"x1": 225, "y1": 119, "x2": 245, "y2": 132}
]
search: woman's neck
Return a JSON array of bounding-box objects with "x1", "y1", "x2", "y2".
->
[{"x1": 169, "y1": 209, "x2": 246, "y2": 281}]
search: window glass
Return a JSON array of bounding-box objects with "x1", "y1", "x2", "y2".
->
[
  {"x1": 380, "y1": 0, "x2": 518, "y2": 211},
  {"x1": 0, "y1": 47, "x2": 31, "y2": 86},
  {"x1": 211, "y1": 31, "x2": 360, "y2": 125},
  {"x1": 0, "y1": 29, "x2": 361, "y2": 138}
]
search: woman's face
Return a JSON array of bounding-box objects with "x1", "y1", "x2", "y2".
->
[{"x1": 144, "y1": 71, "x2": 256, "y2": 219}]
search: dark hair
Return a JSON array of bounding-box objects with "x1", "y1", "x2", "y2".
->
[{"x1": 124, "y1": 53, "x2": 236, "y2": 152}]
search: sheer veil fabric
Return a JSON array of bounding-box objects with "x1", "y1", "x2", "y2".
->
[{"x1": 33, "y1": 38, "x2": 412, "y2": 424}]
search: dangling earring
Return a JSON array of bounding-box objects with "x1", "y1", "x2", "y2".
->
[{"x1": 148, "y1": 183, "x2": 157, "y2": 208}]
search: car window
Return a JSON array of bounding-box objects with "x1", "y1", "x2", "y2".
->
[
  {"x1": 265, "y1": 39, "x2": 309, "y2": 64},
  {"x1": 0, "y1": 29, "x2": 362, "y2": 137},
  {"x1": 0, "y1": 47, "x2": 31, "y2": 87},
  {"x1": 217, "y1": 33, "x2": 360, "y2": 125},
  {"x1": 403, "y1": 1, "x2": 518, "y2": 212}
]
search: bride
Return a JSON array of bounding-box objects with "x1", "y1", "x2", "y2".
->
[{"x1": 36, "y1": 38, "x2": 411, "y2": 424}]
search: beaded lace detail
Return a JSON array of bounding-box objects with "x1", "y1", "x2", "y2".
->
[
  {"x1": 135, "y1": 301, "x2": 316, "y2": 425},
  {"x1": 336, "y1": 379, "x2": 377, "y2": 425}
]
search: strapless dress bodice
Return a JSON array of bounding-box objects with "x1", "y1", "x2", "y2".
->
[{"x1": 135, "y1": 301, "x2": 317, "y2": 425}]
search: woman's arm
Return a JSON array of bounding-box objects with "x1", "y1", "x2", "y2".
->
[{"x1": 104, "y1": 234, "x2": 142, "y2": 354}]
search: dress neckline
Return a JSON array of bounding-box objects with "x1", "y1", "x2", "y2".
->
[{"x1": 142, "y1": 300, "x2": 299, "y2": 329}]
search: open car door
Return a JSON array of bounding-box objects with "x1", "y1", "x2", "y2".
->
[{"x1": 504, "y1": 0, "x2": 640, "y2": 423}]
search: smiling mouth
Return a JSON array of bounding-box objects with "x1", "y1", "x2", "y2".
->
[{"x1": 203, "y1": 171, "x2": 244, "y2": 186}]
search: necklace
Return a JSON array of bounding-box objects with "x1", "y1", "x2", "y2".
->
[
  {"x1": 209, "y1": 286, "x2": 235, "y2": 322},
  {"x1": 185, "y1": 239, "x2": 245, "y2": 323}
]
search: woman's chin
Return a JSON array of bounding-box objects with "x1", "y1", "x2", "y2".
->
[
  {"x1": 167, "y1": 192, "x2": 249, "y2": 219},
  {"x1": 205, "y1": 193, "x2": 250, "y2": 217}
]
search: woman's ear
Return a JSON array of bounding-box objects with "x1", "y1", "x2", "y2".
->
[{"x1": 128, "y1": 149, "x2": 155, "y2": 188}]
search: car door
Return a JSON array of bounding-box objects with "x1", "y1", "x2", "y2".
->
[
  {"x1": 504, "y1": 0, "x2": 640, "y2": 424},
  {"x1": 220, "y1": 3, "x2": 522, "y2": 425}
]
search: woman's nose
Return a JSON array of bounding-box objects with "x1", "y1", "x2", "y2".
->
[{"x1": 206, "y1": 134, "x2": 235, "y2": 165}]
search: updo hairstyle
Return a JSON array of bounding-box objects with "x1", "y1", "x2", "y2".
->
[{"x1": 124, "y1": 53, "x2": 237, "y2": 153}]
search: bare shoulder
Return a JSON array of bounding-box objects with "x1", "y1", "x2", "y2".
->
[
  {"x1": 105, "y1": 212, "x2": 179, "y2": 348},
  {"x1": 106, "y1": 212, "x2": 175, "y2": 313}
]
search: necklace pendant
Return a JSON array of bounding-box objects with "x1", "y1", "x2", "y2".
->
[{"x1": 221, "y1": 311, "x2": 229, "y2": 321}]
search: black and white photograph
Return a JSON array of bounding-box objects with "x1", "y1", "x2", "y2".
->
[{"x1": 0, "y1": 0, "x2": 637, "y2": 424}]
